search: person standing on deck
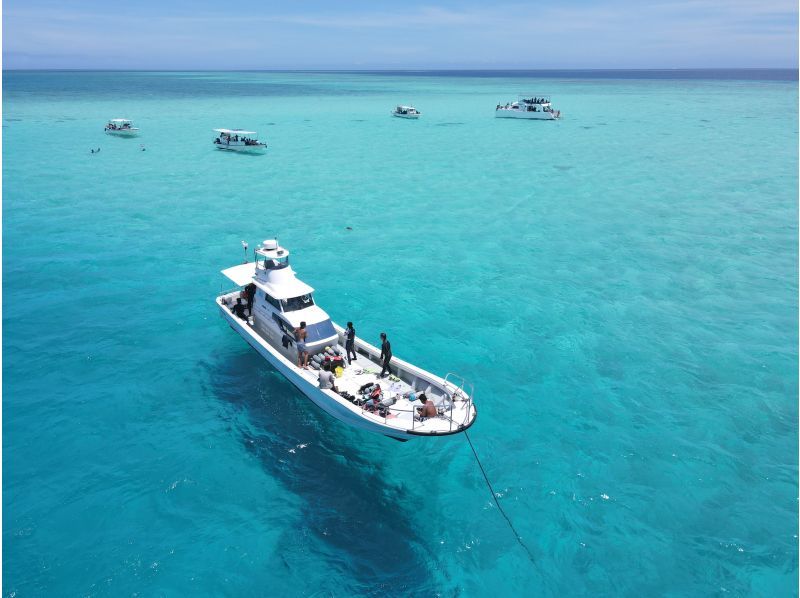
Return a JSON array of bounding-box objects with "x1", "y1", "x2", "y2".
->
[
  {"x1": 379, "y1": 332, "x2": 392, "y2": 378},
  {"x1": 244, "y1": 282, "x2": 256, "y2": 315},
  {"x1": 296, "y1": 322, "x2": 309, "y2": 368},
  {"x1": 345, "y1": 322, "x2": 357, "y2": 364}
]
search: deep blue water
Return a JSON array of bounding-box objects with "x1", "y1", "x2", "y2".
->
[{"x1": 3, "y1": 70, "x2": 798, "y2": 596}]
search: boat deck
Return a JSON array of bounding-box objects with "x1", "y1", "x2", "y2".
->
[{"x1": 314, "y1": 340, "x2": 474, "y2": 435}]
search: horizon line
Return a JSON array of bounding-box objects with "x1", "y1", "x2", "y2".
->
[{"x1": 3, "y1": 67, "x2": 798, "y2": 72}]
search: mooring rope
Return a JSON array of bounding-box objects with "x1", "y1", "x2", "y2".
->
[{"x1": 464, "y1": 430, "x2": 539, "y2": 567}]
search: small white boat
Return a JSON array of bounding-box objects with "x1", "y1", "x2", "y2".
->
[
  {"x1": 213, "y1": 129, "x2": 267, "y2": 153},
  {"x1": 495, "y1": 96, "x2": 561, "y2": 120},
  {"x1": 392, "y1": 105, "x2": 421, "y2": 119},
  {"x1": 104, "y1": 118, "x2": 139, "y2": 136},
  {"x1": 217, "y1": 239, "x2": 477, "y2": 441}
]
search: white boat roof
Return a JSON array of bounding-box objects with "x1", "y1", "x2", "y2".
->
[
  {"x1": 221, "y1": 262, "x2": 256, "y2": 286},
  {"x1": 256, "y1": 268, "x2": 314, "y2": 299},
  {"x1": 214, "y1": 128, "x2": 257, "y2": 135},
  {"x1": 110, "y1": 118, "x2": 132, "y2": 123},
  {"x1": 396, "y1": 105, "x2": 415, "y2": 109},
  {"x1": 221, "y1": 261, "x2": 315, "y2": 299}
]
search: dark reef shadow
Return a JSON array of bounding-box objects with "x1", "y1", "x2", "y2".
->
[{"x1": 201, "y1": 347, "x2": 435, "y2": 593}]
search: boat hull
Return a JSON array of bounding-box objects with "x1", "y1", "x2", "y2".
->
[
  {"x1": 495, "y1": 110, "x2": 559, "y2": 120},
  {"x1": 214, "y1": 143, "x2": 267, "y2": 154},
  {"x1": 105, "y1": 129, "x2": 139, "y2": 137},
  {"x1": 392, "y1": 113, "x2": 420, "y2": 119}
]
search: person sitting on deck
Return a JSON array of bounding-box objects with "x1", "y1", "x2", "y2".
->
[
  {"x1": 318, "y1": 363, "x2": 337, "y2": 392},
  {"x1": 416, "y1": 395, "x2": 437, "y2": 419},
  {"x1": 362, "y1": 385, "x2": 382, "y2": 412},
  {"x1": 231, "y1": 298, "x2": 248, "y2": 320}
]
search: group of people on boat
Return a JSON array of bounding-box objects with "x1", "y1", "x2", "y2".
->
[
  {"x1": 227, "y1": 280, "x2": 443, "y2": 423},
  {"x1": 214, "y1": 134, "x2": 261, "y2": 146},
  {"x1": 105, "y1": 122, "x2": 132, "y2": 131},
  {"x1": 497, "y1": 97, "x2": 549, "y2": 109},
  {"x1": 295, "y1": 321, "x2": 392, "y2": 375},
  {"x1": 496, "y1": 101, "x2": 556, "y2": 113}
]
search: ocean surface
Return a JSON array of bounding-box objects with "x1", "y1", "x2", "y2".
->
[{"x1": 3, "y1": 70, "x2": 798, "y2": 596}]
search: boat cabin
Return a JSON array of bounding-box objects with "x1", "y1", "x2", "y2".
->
[
  {"x1": 519, "y1": 96, "x2": 555, "y2": 112},
  {"x1": 222, "y1": 240, "x2": 337, "y2": 354}
]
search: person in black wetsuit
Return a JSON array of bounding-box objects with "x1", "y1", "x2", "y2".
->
[
  {"x1": 379, "y1": 332, "x2": 392, "y2": 377},
  {"x1": 244, "y1": 282, "x2": 256, "y2": 315},
  {"x1": 345, "y1": 321, "x2": 357, "y2": 364},
  {"x1": 231, "y1": 298, "x2": 248, "y2": 320}
]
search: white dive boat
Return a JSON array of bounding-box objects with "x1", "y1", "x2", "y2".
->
[
  {"x1": 213, "y1": 129, "x2": 267, "y2": 153},
  {"x1": 495, "y1": 96, "x2": 561, "y2": 120},
  {"x1": 104, "y1": 118, "x2": 139, "y2": 136},
  {"x1": 217, "y1": 239, "x2": 477, "y2": 441},
  {"x1": 392, "y1": 105, "x2": 421, "y2": 119}
]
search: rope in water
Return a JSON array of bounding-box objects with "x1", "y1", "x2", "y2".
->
[{"x1": 464, "y1": 430, "x2": 538, "y2": 567}]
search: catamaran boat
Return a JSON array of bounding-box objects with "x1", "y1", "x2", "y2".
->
[
  {"x1": 495, "y1": 96, "x2": 561, "y2": 120},
  {"x1": 392, "y1": 105, "x2": 421, "y2": 119},
  {"x1": 104, "y1": 118, "x2": 139, "y2": 136},
  {"x1": 213, "y1": 129, "x2": 267, "y2": 153},
  {"x1": 217, "y1": 239, "x2": 477, "y2": 441}
]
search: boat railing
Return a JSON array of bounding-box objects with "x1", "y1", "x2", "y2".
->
[
  {"x1": 374, "y1": 371, "x2": 473, "y2": 433},
  {"x1": 442, "y1": 372, "x2": 474, "y2": 430}
]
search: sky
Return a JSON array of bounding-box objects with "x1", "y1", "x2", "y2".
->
[{"x1": 3, "y1": 0, "x2": 798, "y2": 70}]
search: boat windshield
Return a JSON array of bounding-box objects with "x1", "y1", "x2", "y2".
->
[
  {"x1": 304, "y1": 319, "x2": 336, "y2": 342},
  {"x1": 282, "y1": 294, "x2": 314, "y2": 312}
]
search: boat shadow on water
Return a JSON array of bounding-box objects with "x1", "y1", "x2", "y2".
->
[{"x1": 203, "y1": 348, "x2": 441, "y2": 592}]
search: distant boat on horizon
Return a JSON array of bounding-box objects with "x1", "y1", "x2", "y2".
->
[
  {"x1": 392, "y1": 105, "x2": 421, "y2": 119},
  {"x1": 495, "y1": 95, "x2": 561, "y2": 120},
  {"x1": 104, "y1": 118, "x2": 139, "y2": 136},
  {"x1": 213, "y1": 128, "x2": 267, "y2": 153}
]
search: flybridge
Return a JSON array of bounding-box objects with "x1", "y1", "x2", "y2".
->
[{"x1": 221, "y1": 240, "x2": 313, "y2": 301}]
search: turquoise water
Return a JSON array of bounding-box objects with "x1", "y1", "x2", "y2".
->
[{"x1": 3, "y1": 70, "x2": 797, "y2": 596}]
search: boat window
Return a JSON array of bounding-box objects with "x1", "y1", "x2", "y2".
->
[
  {"x1": 304, "y1": 319, "x2": 337, "y2": 343},
  {"x1": 272, "y1": 312, "x2": 292, "y2": 334},
  {"x1": 281, "y1": 294, "x2": 314, "y2": 312},
  {"x1": 264, "y1": 292, "x2": 282, "y2": 311}
]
